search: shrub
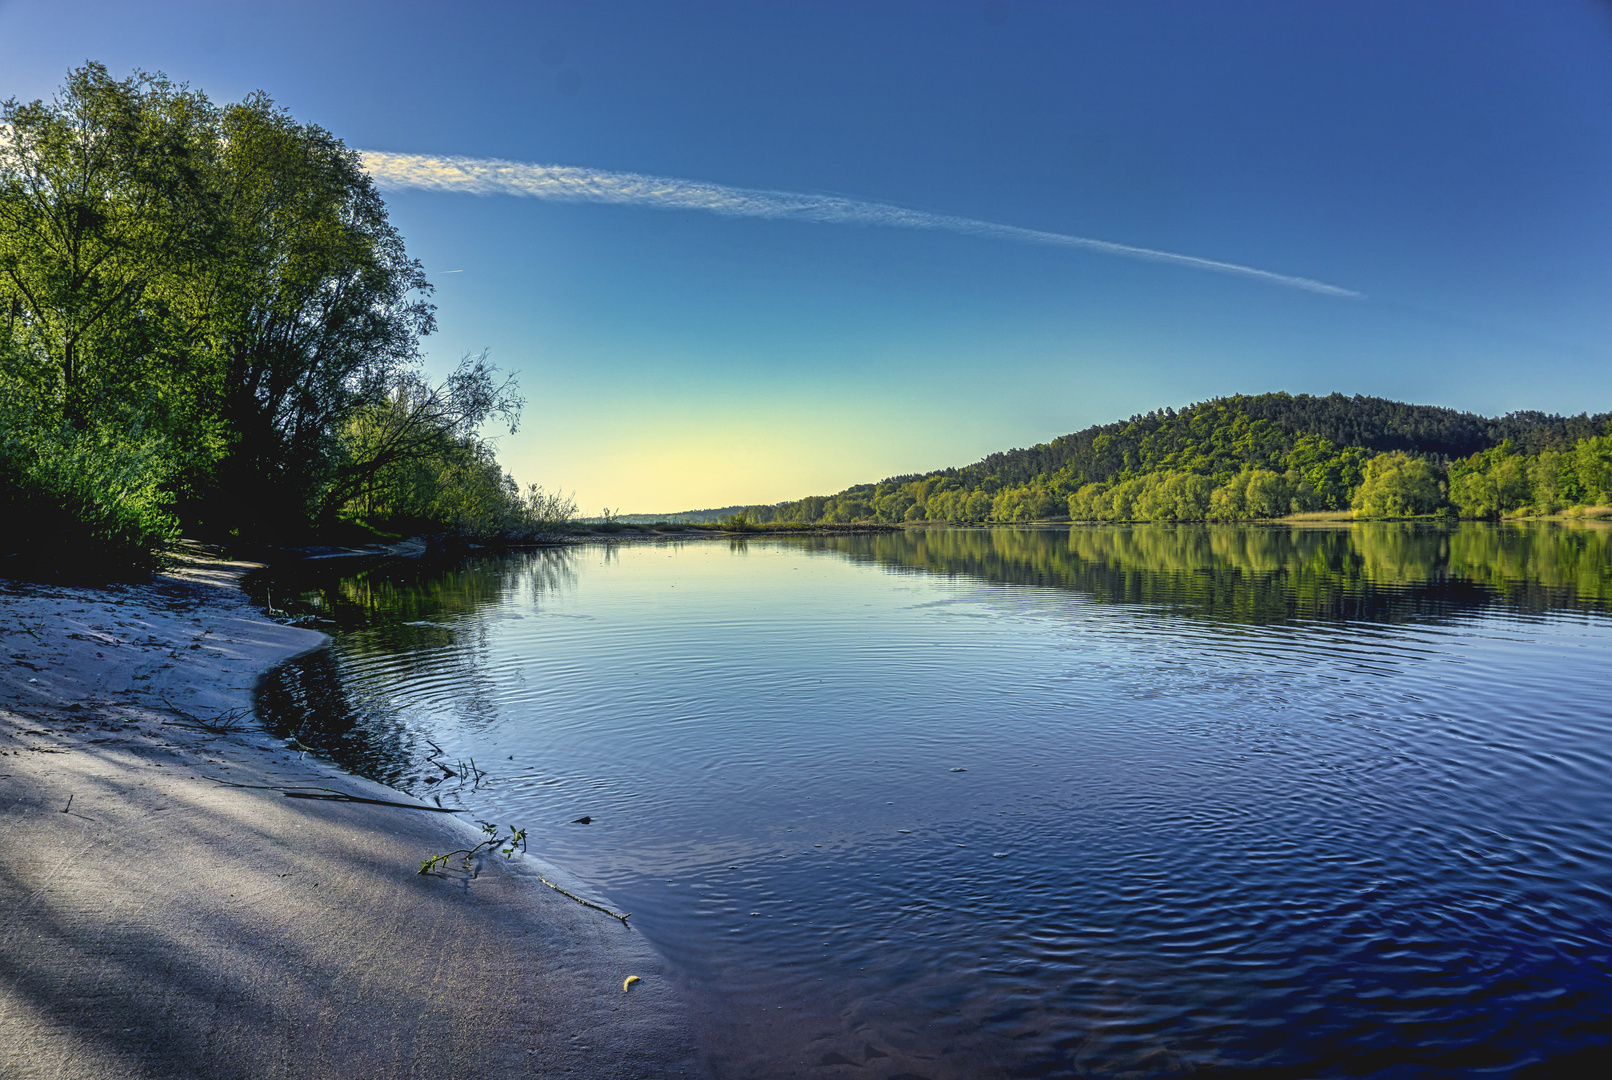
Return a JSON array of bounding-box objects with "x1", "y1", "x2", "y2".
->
[
  {"x1": 0, "y1": 422, "x2": 179, "y2": 574},
  {"x1": 1351, "y1": 452, "x2": 1444, "y2": 518}
]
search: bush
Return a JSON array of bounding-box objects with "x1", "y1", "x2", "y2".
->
[
  {"x1": 1351, "y1": 452, "x2": 1444, "y2": 517},
  {"x1": 0, "y1": 422, "x2": 179, "y2": 574}
]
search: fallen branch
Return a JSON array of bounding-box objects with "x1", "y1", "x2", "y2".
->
[
  {"x1": 538, "y1": 876, "x2": 631, "y2": 926},
  {"x1": 159, "y1": 694, "x2": 251, "y2": 734}
]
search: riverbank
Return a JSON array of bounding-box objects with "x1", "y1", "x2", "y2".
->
[{"x1": 0, "y1": 553, "x2": 705, "y2": 1079}]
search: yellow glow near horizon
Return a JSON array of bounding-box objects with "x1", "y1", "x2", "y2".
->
[{"x1": 497, "y1": 409, "x2": 1004, "y2": 516}]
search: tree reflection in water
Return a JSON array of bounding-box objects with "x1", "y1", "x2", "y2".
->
[
  {"x1": 255, "y1": 548, "x2": 579, "y2": 788},
  {"x1": 255, "y1": 523, "x2": 1610, "y2": 796},
  {"x1": 811, "y1": 520, "x2": 1612, "y2": 623}
]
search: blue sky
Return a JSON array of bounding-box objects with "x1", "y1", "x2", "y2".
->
[{"x1": 4, "y1": 1, "x2": 1610, "y2": 512}]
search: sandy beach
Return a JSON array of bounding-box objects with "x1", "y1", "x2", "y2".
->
[{"x1": 0, "y1": 553, "x2": 705, "y2": 1079}]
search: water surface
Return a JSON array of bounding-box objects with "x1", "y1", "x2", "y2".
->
[{"x1": 258, "y1": 523, "x2": 1612, "y2": 1078}]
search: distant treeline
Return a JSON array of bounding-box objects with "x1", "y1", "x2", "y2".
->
[
  {"x1": 1, "y1": 65, "x2": 570, "y2": 574},
  {"x1": 726, "y1": 393, "x2": 1612, "y2": 525}
]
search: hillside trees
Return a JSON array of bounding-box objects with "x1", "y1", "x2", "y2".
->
[{"x1": 728, "y1": 396, "x2": 1612, "y2": 527}]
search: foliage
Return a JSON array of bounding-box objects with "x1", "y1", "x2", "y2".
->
[
  {"x1": 193, "y1": 89, "x2": 439, "y2": 534},
  {"x1": 514, "y1": 486, "x2": 580, "y2": 538},
  {"x1": 1, "y1": 64, "x2": 553, "y2": 572},
  {"x1": 1350, "y1": 452, "x2": 1445, "y2": 517},
  {"x1": 0, "y1": 64, "x2": 219, "y2": 433},
  {"x1": 1445, "y1": 437, "x2": 1612, "y2": 519},
  {"x1": 0, "y1": 411, "x2": 178, "y2": 572},
  {"x1": 333, "y1": 350, "x2": 524, "y2": 534},
  {"x1": 724, "y1": 394, "x2": 1611, "y2": 527},
  {"x1": 1447, "y1": 444, "x2": 1532, "y2": 518},
  {"x1": 419, "y1": 821, "x2": 527, "y2": 876}
]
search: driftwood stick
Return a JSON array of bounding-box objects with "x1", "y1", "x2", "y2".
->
[{"x1": 539, "y1": 876, "x2": 631, "y2": 926}]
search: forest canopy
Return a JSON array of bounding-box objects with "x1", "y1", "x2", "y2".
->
[
  {"x1": 1, "y1": 64, "x2": 560, "y2": 572},
  {"x1": 715, "y1": 393, "x2": 1612, "y2": 527}
]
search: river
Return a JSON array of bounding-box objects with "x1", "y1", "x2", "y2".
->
[{"x1": 257, "y1": 522, "x2": 1612, "y2": 1078}]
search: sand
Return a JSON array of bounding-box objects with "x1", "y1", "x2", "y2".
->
[{"x1": 0, "y1": 554, "x2": 706, "y2": 1079}]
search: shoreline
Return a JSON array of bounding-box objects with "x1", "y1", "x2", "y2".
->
[{"x1": 0, "y1": 554, "x2": 706, "y2": 1079}]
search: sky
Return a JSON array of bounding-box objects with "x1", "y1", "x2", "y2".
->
[{"x1": 3, "y1": 1, "x2": 1611, "y2": 513}]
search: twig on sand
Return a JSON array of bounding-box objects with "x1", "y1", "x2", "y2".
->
[
  {"x1": 159, "y1": 694, "x2": 251, "y2": 734},
  {"x1": 538, "y1": 876, "x2": 632, "y2": 926}
]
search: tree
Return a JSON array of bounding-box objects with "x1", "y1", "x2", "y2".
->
[
  {"x1": 0, "y1": 65, "x2": 486, "y2": 567},
  {"x1": 333, "y1": 351, "x2": 522, "y2": 529},
  {"x1": 191, "y1": 91, "x2": 437, "y2": 535},
  {"x1": 0, "y1": 64, "x2": 218, "y2": 431},
  {"x1": 1572, "y1": 435, "x2": 1612, "y2": 506},
  {"x1": 1351, "y1": 452, "x2": 1444, "y2": 517},
  {"x1": 0, "y1": 65, "x2": 218, "y2": 568}
]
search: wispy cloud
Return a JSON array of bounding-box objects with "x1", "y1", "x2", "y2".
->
[{"x1": 361, "y1": 151, "x2": 1361, "y2": 298}]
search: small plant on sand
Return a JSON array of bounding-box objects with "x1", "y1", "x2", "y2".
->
[{"x1": 418, "y1": 821, "x2": 527, "y2": 875}]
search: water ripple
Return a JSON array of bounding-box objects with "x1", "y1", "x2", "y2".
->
[{"x1": 258, "y1": 527, "x2": 1612, "y2": 1079}]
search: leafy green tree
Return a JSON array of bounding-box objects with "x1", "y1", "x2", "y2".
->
[
  {"x1": 1528, "y1": 451, "x2": 1567, "y2": 513},
  {"x1": 1133, "y1": 472, "x2": 1213, "y2": 521},
  {"x1": 0, "y1": 65, "x2": 218, "y2": 568},
  {"x1": 1351, "y1": 452, "x2": 1444, "y2": 517},
  {"x1": 1209, "y1": 469, "x2": 1296, "y2": 519},
  {"x1": 1448, "y1": 461, "x2": 1501, "y2": 518},
  {"x1": 0, "y1": 64, "x2": 218, "y2": 430},
  {"x1": 0, "y1": 64, "x2": 540, "y2": 568},
  {"x1": 1447, "y1": 444, "x2": 1527, "y2": 517},
  {"x1": 1572, "y1": 435, "x2": 1612, "y2": 505},
  {"x1": 191, "y1": 92, "x2": 438, "y2": 534},
  {"x1": 331, "y1": 352, "x2": 520, "y2": 527}
]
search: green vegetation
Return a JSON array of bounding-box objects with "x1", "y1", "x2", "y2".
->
[
  {"x1": 419, "y1": 821, "x2": 527, "y2": 876},
  {"x1": 724, "y1": 393, "x2": 1612, "y2": 526},
  {"x1": 1, "y1": 64, "x2": 561, "y2": 574},
  {"x1": 802, "y1": 520, "x2": 1612, "y2": 620}
]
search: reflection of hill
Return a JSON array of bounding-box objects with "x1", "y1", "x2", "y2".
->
[
  {"x1": 796, "y1": 522, "x2": 1612, "y2": 624},
  {"x1": 254, "y1": 528, "x2": 1610, "y2": 788}
]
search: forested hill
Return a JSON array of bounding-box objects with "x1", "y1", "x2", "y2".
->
[
  {"x1": 719, "y1": 393, "x2": 1612, "y2": 525},
  {"x1": 946, "y1": 393, "x2": 1603, "y2": 492}
]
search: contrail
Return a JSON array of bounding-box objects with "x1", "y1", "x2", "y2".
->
[{"x1": 361, "y1": 150, "x2": 1361, "y2": 299}]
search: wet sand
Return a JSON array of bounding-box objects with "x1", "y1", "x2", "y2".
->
[{"x1": 0, "y1": 554, "x2": 705, "y2": 1079}]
